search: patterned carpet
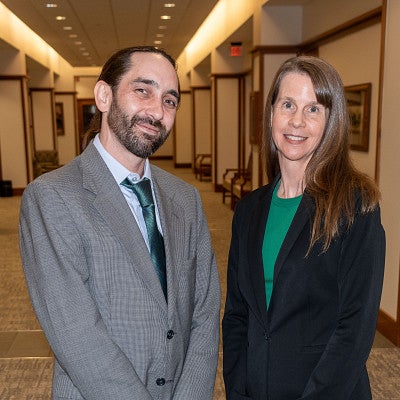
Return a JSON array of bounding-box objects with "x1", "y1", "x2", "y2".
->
[
  {"x1": 0, "y1": 161, "x2": 399, "y2": 399},
  {"x1": 1, "y1": 348, "x2": 400, "y2": 399},
  {"x1": 0, "y1": 358, "x2": 53, "y2": 400}
]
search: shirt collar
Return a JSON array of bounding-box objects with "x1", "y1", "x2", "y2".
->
[{"x1": 93, "y1": 134, "x2": 152, "y2": 185}]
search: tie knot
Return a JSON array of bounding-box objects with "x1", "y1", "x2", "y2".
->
[{"x1": 121, "y1": 177, "x2": 154, "y2": 207}]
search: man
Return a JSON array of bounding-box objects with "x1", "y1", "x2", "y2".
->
[{"x1": 19, "y1": 46, "x2": 220, "y2": 400}]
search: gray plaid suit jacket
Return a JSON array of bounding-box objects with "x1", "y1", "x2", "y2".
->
[{"x1": 19, "y1": 142, "x2": 220, "y2": 400}]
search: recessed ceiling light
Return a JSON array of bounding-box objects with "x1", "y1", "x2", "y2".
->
[
  {"x1": 74, "y1": 41, "x2": 82, "y2": 45},
  {"x1": 56, "y1": 16, "x2": 66, "y2": 21},
  {"x1": 164, "y1": 3, "x2": 175, "y2": 7},
  {"x1": 158, "y1": 25, "x2": 167, "y2": 30},
  {"x1": 156, "y1": 33, "x2": 164, "y2": 38},
  {"x1": 46, "y1": 3, "x2": 58, "y2": 8},
  {"x1": 63, "y1": 26, "x2": 72, "y2": 30},
  {"x1": 69, "y1": 34, "x2": 78, "y2": 38},
  {"x1": 154, "y1": 40, "x2": 162, "y2": 45},
  {"x1": 160, "y1": 15, "x2": 171, "y2": 20},
  {"x1": 82, "y1": 52, "x2": 90, "y2": 56}
]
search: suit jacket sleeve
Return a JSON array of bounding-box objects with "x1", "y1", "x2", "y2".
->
[
  {"x1": 172, "y1": 188, "x2": 221, "y2": 400},
  {"x1": 299, "y1": 205, "x2": 385, "y2": 399},
  {"x1": 222, "y1": 205, "x2": 251, "y2": 400},
  {"x1": 19, "y1": 179, "x2": 153, "y2": 400}
]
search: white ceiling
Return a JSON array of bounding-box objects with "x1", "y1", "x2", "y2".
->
[{"x1": 1, "y1": 0, "x2": 219, "y2": 67}]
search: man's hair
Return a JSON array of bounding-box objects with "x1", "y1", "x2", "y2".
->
[{"x1": 82, "y1": 46, "x2": 178, "y2": 148}]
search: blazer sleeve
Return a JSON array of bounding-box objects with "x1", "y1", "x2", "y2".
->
[
  {"x1": 172, "y1": 188, "x2": 221, "y2": 400},
  {"x1": 19, "y1": 180, "x2": 153, "y2": 400},
  {"x1": 222, "y1": 206, "x2": 252, "y2": 400},
  {"x1": 299, "y1": 205, "x2": 385, "y2": 399}
]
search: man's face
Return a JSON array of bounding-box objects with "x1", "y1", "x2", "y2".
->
[{"x1": 107, "y1": 52, "x2": 180, "y2": 158}]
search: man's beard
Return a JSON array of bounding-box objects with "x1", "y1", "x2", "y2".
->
[{"x1": 107, "y1": 99, "x2": 170, "y2": 158}]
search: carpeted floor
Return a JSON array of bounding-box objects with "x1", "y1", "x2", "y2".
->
[
  {"x1": 1, "y1": 349, "x2": 400, "y2": 400},
  {"x1": 0, "y1": 160, "x2": 399, "y2": 399}
]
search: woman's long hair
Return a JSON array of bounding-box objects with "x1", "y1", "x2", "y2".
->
[
  {"x1": 263, "y1": 56, "x2": 380, "y2": 252},
  {"x1": 81, "y1": 46, "x2": 178, "y2": 149}
]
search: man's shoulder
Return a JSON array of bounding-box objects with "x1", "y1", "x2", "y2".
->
[
  {"x1": 26, "y1": 153, "x2": 84, "y2": 195},
  {"x1": 151, "y1": 164, "x2": 195, "y2": 191}
]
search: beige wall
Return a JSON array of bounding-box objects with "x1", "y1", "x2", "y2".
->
[
  {"x1": 379, "y1": 0, "x2": 400, "y2": 320},
  {"x1": 319, "y1": 23, "x2": 381, "y2": 179},
  {"x1": 302, "y1": 0, "x2": 381, "y2": 41},
  {"x1": 30, "y1": 91, "x2": 54, "y2": 151},
  {"x1": 215, "y1": 78, "x2": 239, "y2": 186},
  {"x1": 55, "y1": 94, "x2": 77, "y2": 165},
  {"x1": 193, "y1": 89, "x2": 212, "y2": 156},
  {"x1": 174, "y1": 92, "x2": 192, "y2": 165},
  {"x1": 0, "y1": 80, "x2": 27, "y2": 187}
]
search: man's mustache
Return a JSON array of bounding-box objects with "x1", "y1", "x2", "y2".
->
[{"x1": 130, "y1": 116, "x2": 164, "y2": 130}]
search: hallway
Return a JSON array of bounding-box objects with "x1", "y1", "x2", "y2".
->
[{"x1": 0, "y1": 159, "x2": 399, "y2": 399}]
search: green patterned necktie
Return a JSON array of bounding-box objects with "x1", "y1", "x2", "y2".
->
[{"x1": 121, "y1": 177, "x2": 167, "y2": 301}]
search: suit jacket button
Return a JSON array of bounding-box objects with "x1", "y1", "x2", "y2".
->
[
  {"x1": 156, "y1": 378, "x2": 166, "y2": 386},
  {"x1": 167, "y1": 330, "x2": 174, "y2": 339}
]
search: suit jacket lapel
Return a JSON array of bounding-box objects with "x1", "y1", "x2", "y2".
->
[
  {"x1": 245, "y1": 185, "x2": 274, "y2": 328},
  {"x1": 80, "y1": 144, "x2": 168, "y2": 311},
  {"x1": 150, "y1": 168, "x2": 183, "y2": 314},
  {"x1": 273, "y1": 193, "x2": 314, "y2": 284},
  {"x1": 244, "y1": 179, "x2": 314, "y2": 327}
]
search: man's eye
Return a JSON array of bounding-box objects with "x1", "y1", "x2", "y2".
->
[{"x1": 164, "y1": 98, "x2": 177, "y2": 109}]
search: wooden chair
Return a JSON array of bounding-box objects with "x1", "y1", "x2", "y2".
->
[
  {"x1": 33, "y1": 150, "x2": 61, "y2": 178},
  {"x1": 222, "y1": 153, "x2": 252, "y2": 208},
  {"x1": 194, "y1": 154, "x2": 212, "y2": 181},
  {"x1": 231, "y1": 171, "x2": 252, "y2": 209}
]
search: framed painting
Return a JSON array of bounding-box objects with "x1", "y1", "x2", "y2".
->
[
  {"x1": 55, "y1": 102, "x2": 65, "y2": 136},
  {"x1": 345, "y1": 83, "x2": 371, "y2": 152}
]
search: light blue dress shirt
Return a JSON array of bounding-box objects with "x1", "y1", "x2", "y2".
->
[{"x1": 93, "y1": 134, "x2": 163, "y2": 252}]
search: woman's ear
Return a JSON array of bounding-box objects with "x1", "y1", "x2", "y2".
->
[{"x1": 94, "y1": 80, "x2": 112, "y2": 112}]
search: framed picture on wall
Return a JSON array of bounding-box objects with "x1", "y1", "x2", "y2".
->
[
  {"x1": 77, "y1": 99, "x2": 97, "y2": 153},
  {"x1": 55, "y1": 102, "x2": 65, "y2": 136},
  {"x1": 344, "y1": 83, "x2": 371, "y2": 152}
]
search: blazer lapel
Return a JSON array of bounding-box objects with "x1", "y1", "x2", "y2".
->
[
  {"x1": 150, "y1": 172, "x2": 183, "y2": 314},
  {"x1": 273, "y1": 193, "x2": 314, "y2": 283},
  {"x1": 245, "y1": 185, "x2": 274, "y2": 328},
  {"x1": 80, "y1": 144, "x2": 168, "y2": 311}
]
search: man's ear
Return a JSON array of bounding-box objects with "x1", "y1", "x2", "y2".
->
[{"x1": 94, "y1": 80, "x2": 112, "y2": 112}]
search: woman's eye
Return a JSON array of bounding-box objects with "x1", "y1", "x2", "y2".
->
[
  {"x1": 283, "y1": 101, "x2": 292, "y2": 109},
  {"x1": 280, "y1": 101, "x2": 294, "y2": 112}
]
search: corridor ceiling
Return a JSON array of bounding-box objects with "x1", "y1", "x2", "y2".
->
[{"x1": 1, "y1": 0, "x2": 219, "y2": 67}]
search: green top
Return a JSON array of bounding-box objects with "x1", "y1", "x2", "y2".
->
[{"x1": 262, "y1": 183, "x2": 302, "y2": 308}]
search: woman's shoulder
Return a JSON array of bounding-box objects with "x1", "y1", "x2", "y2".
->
[{"x1": 235, "y1": 182, "x2": 274, "y2": 211}]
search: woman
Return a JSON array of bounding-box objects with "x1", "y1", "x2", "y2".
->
[{"x1": 222, "y1": 56, "x2": 385, "y2": 400}]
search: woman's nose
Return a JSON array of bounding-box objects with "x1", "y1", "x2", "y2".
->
[{"x1": 289, "y1": 109, "x2": 305, "y2": 128}]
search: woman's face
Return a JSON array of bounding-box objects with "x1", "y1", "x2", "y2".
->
[{"x1": 272, "y1": 72, "x2": 327, "y2": 172}]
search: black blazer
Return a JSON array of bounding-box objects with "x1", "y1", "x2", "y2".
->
[{"x1": 222, "y1": 179, "x2": 385, "y2": 400}]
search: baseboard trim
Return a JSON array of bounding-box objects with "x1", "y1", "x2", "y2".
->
[
  {"x1": 174, "y1": 163, "x2": 192, "y2": 168},
  {"x1": 377, "y1": 309, "x2": 399, "y2": 346}
]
